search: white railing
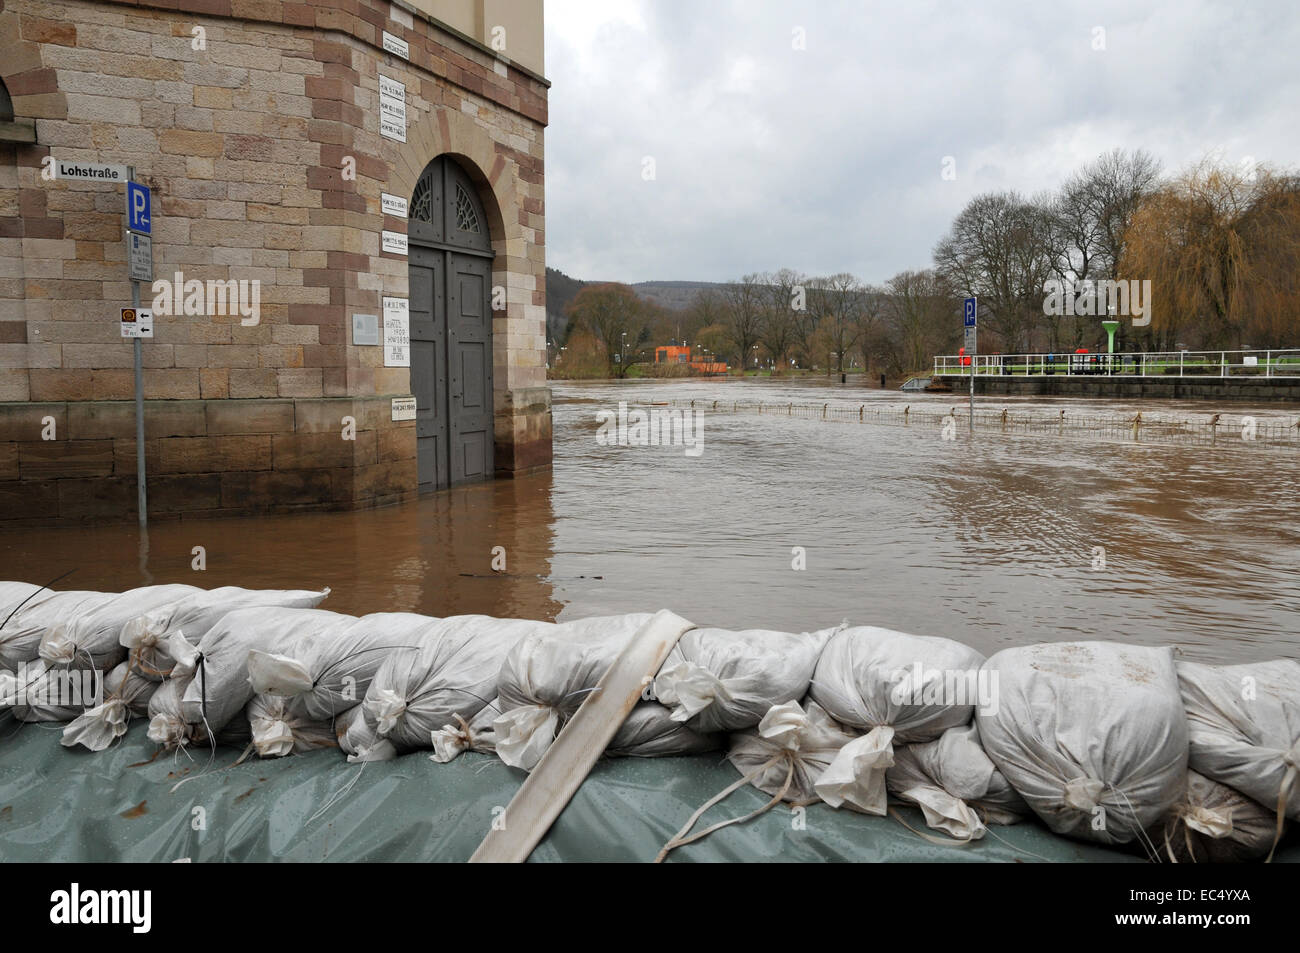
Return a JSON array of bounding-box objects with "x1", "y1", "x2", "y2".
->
[{"x1": 933, "y1": 349, "x2": 1300, "y2": 379}]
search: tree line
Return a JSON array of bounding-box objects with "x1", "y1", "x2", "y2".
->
[{"x1": 555, "y1": 150, "x2": 1300, "y2": 379}]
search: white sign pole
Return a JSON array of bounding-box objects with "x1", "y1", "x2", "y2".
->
[{"x1": 127, "y1": 165, "x2": 146, "y2": 526}]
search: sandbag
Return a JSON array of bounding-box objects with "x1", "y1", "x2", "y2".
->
[
  {"x1": 0, "y1": 581, "x2": 43, "y2": 620},
  {"x1": 430, "y1": 697, "x2": 503, "y2": 763},
  {"x1": 1151, "y1": 770, "x2": 1282, "y2": 863},
  {"x1": 41, "y1": 584, "x2": 203, "y2": 673},
  {"x1": 344, "y1": 614, "x2": 550, "y2": 760},
  {"x1": 493, "y1": 613, "x2": 712, "y2": 770},
  {"x1": 1177, "y1": 659, "x2": 1300, "y2": 823},
  {"x1": 808, "y1": 626, "x2": 987, "y2": 815},
  {"x1": 652, "y1": 625, "x2": 836, "y2": 732},
  {"x1": 147, "y1": 670, "x2": 249, "y2": 751},
  {"x1": 122, "y1": 585, "x2": 330, "y2": 680},
  {"x1": 246, "y1": 694, "x2": 337, "y2": 758},
  {"x1": 976, "y1": 642, "x2": 1188, "y2": 848},
  {"x1": 0, "y1": 590, "x2": 119, "y2": 669},
  {"x1": 886, "y1": 723, "x2": 1028, "y2": 840},
  {"x1": 179, "y1": 607, "x2": 356, "y2": 740},
  {"x1": 3, "y1": 659, "x2": 101, "y2": 723},
  {"x1": 727, "y1": 699, "x2": 858, "y2": 803},
  {"x1": 247, "y1": 611, "x2": 432, "y2": 722},
  {"x1": 61, "y1": 661, "x2": 159, "y2": 751}
]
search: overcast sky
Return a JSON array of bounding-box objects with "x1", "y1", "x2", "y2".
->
[{"x1": 542, "y1": 0, "x2": 1300, "y2": 285}]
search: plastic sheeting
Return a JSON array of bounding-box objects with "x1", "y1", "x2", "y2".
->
[{"x1": 1, "y1": 723, "x2": 1292, "y2": 863}]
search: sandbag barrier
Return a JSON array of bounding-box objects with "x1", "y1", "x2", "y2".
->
[{"x1": 0, "y1": 580, "x2": 1295, "y2": 863}]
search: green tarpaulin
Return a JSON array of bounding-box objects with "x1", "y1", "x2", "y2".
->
[{"x1": 0, "y1": 723, "x2": 1293, "y2": 862}]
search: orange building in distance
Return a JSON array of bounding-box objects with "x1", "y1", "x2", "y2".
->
[{"x1": 654, "y1": 345, "x2": 728, "y2": 375}]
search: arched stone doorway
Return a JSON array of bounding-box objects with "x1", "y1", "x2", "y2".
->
[{"x1": 407, "y1": 155, "x2": 495, "y2": 492}]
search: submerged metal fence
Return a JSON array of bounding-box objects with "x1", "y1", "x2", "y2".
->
[{"x1": 656, "y1": 399, "x2": 1300, "y2": 448}]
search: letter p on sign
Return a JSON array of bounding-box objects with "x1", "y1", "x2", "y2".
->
[{"x1": 128, "y1": 181, "x2": 151, "y2": 234}]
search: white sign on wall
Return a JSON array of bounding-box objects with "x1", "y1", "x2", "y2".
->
[
  {"x1": 378, "y1": 74, "x2": 407, "y2": 142},
  {"x1": 383, "y1": 296, "x2": 410, "y2": 367},
  {"x1": 391, "y1": 396, "x2": 417, "y2": 421},
  {"x1": 381, "y1": 192, "x2": 408, "y2": 218},
  {"x1": 381, "y1": 230, "x2": 408, "y2": 256},
  {"x1": 382, "y1": 31, "x2": 410, "y2": 60}
]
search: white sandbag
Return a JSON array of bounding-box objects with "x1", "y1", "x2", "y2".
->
[
  {"x1": 122, "y1": 585, "x2": 330, "y2": 680},
  {"x1": 430, "y1": 697, "x2": 502, "y2": 763},
  {"x1": 886, "y1": 723, "x2": 1028, "y2": 840},
  {"x1": 0, "y1": 581, "x2": 43, "y2": 619},
  {"x1": 808, "y1": 626, "x2": 987, "y2": 815},
  {"x1": 246, "y1": 694, "x2": 337, "y2": 758},
  {"x1": 344, "y1": 614, "x2": 550, "y2": 758},
  {"x1": 41, "y1": 584, "x2": 203, "y2": 673},
  {"x1": 493, "y1": 613, "x2": 711, "y2": 770},
  {"x1": 147, "y1": 670, "x2": 249, "y2": 751},
  {"x1": 179, "y1": 607, "x2": 356, "y2": 740},
  {"x1": 147, "y1": 673, "x2": 200, "y2": 750},
  {"x1": 0, "y1": 590, "x2": 119, "y2": 669},
  {"x1": 247, "y1": 611, "x2": 432, "y2": 722},
  {"x1": 727, "y1": 700, "x2": 858, "y2": 803},
  {"x1": 652, "y1": 625, "x2": 836, "y2": 732},
  {"x1": 1177, "y1": 659, "x2": 1300, "y2": 823},
  {"x1": 605, "y1": 701, "x2": 718, "y2": 758},
  {"x1": 1151, "y1": 770, "x2": 1282, "y2": 863},
  {"x1": 61, "y1": 661, "x2": 159, "y2": 751},
  {"x1": 976, "y1": 642, "x2": 1188, "y2": 847},
  {"x1": 5, "y1": 659, "x2": 102, "y2": 723}
]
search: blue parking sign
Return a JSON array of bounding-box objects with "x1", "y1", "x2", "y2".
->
[
  {"x1": 963, "y1": 297, "x2": 977, "y2": 327},
  {"x1": 127, "y1": 180, "x2": 151, "y2": 234}
]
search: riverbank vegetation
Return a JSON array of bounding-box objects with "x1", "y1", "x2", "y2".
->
[{"x1": 549, "y1": 151, "x2": 1300, "y2": 382}]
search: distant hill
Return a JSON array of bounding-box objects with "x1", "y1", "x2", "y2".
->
[{"x1": 545, "y1": 270, "x2": 730, "y2": 346}]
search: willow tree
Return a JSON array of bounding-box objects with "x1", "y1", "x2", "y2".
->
[
  {"x1": 1120, "y1": 159, "x2": 1300, "y2": 349},
  {"x1": 565, "y1": 282, "x2": 650, "y2": 378}
]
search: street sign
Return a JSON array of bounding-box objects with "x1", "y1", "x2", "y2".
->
[
  {"x1": 964, "y1": 325, "x2": 976, "y2": 352},
  {"x1": 54, "y1": 160, "x2": 128, "y2": 182},
  {"x1": 127, "y1": 180, "x2": 151, "y2": 234},
  {"x1": 120, "y1": 307, "x2": 154, "y2": 339},
  {"x1": 963, "y1": 297, "x2": 977, "y2": 328},
  {"x1": 126, "y1": 231, "x2": 152, "y2": 282}
]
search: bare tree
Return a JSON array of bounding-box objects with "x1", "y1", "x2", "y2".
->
[
  {"x1": 760, "y1": 268, "x2": 804, "y2": 371},
  {"x1": 885, "y1": 269, "x2": 959, "y2": 373},
  {"x1": 934, "y1": 192, "x2": 1055, "y2": 352},
  {"x1": 808, "y1": 273, "x2": 865, "y2": 373},
  {"x1": 721, "y1": 273, "x2": 768, "y2": 372}
]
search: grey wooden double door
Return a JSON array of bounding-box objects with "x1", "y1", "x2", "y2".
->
[{"x1": 407, "y1": 157, "x2": 495, "y2": 492}]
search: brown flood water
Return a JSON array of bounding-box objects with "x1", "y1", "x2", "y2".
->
[{"x1": 2, "y1": 378, "x2": 1298, "y2": 664}]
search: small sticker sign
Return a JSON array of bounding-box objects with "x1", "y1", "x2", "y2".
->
[
  {"x1": 121, "y1": 307, "x2": 154, "y2": 339},
  {"x1": 391, "y1": 397, "x2": 417, "y2": 421},
  {"x1": 381, "y1": 230, "x2": 408, "y2": 256},
  {"x1": 381, "y1": 193, "x2": 408, "y2": 218},
  {"x1": 382, "y1": 31, "x2": 410, "y2": 60},
  {"x1": 352, "y1": 313, "x2": 379, "y2": 346},
  {"x1": 382, "y1": 297, "x2": 410, "y2": 367}
]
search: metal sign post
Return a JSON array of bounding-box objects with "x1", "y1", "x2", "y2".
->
[
  {"x1": 964, "y1": 297, "x2": 977, "y2": 435},
  {"x1": 125, "y1": 166, "x2": 150, "y2": 526}
]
